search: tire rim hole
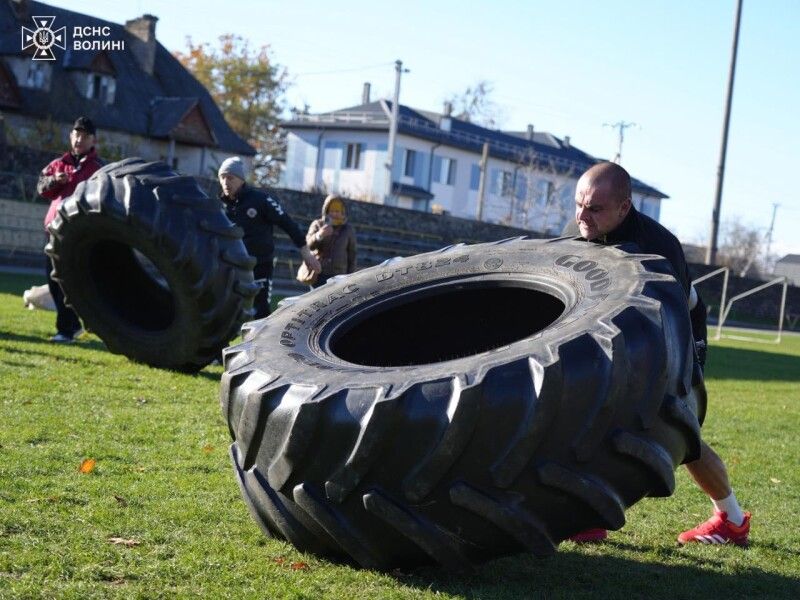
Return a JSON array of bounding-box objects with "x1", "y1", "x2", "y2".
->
[
  {"x1": 86, "y1": 240, "x2": 176, "y2": 331},
  {"x1": 329, "y1": 284, "x2": 565, "y2": 367}
]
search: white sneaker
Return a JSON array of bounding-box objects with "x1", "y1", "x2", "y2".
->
[{"x1": 49, "y1": 333, "x2": 75, "y2": 343}]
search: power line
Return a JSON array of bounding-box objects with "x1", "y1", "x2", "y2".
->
[{"x1": 293, "y1": 61, "x2": 395, "y2": 77}]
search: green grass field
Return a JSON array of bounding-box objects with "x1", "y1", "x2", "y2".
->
[{"x1": 1, "y1": 272, "x2": 798, "y2": 599}]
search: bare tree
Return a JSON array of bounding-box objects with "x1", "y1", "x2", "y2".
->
[
  {"x1": 718, "y1": 218, "x2": 765, "y2": 277},
  {"x1": 494, "y1": 148, "x2": 575, "y2": 234},
  {"x1": 445, "y1": 80, "x2": 505, "y2": 128}
]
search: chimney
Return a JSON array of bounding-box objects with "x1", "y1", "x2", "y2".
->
[
  {"x1": 125, "y1": 14, "x2": 159, "y2": 75},
  {"x1": 440, "y1": 101, "x2": 453, "y2": 132},
  {"x1": 563, "y1": 135, "x2": 571, "y2": 148},
  {"x1": 362, "y1": 82, "x2": 371, "y2": 104},
  {"x1": 526, "y1": 124, "x2": 534, "y2": 141},
  {"x1": 10, "y1": 0, "x2": 30, "y2": 20}
]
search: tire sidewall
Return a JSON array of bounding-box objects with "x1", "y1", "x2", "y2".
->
[
  {"x1": 52, "y1": 209, "x2": 202, "y2": 351},
  {"x1": 238, "y1": 239, "x2": 658, "y2": 390}
]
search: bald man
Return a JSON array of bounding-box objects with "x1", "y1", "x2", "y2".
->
[{"x1": 562, "y1": 162, "x2": 750, "y2": 546}]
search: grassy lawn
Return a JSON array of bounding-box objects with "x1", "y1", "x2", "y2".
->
[{"x1": 1, "y1": 272, "x2": 798, "y2": 598}]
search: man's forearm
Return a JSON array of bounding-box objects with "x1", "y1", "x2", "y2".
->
[{"x1": 36, "y1": 173, "x2": 61, "y2": 196}]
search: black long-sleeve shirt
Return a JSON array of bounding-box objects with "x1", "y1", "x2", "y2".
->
[
  {"x1": 562, "y1": 207, "x2": 707, "y2": 345},
  {"x1": 220, "y1": 184, "x2": 306, "y2": 263}
]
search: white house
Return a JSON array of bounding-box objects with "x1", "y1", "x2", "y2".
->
[
  {"x1": 281, "y1": 95, "x2": 667, "y2": 235},
  {"x1": 775, "y1": 254, "x2": 800, "y2": 286}
]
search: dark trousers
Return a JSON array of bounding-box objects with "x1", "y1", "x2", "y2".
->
[
  {"x1": 253, "y1": 260, "x2": 274, "y2": 319},
  {"x1": 46, "y1": 255, "x2": 81, "y2": 336}
]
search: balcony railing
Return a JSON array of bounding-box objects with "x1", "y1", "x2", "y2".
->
[{"x1": 290, "y1": 111, "x2": 586, "y2": 173}]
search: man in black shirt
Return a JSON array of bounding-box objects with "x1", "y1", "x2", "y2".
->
[
  {"x1": 563, "y1": 162, "x2": 750, "y2": 546},
  {"x1": 218, "y1": 157, "x2": 320, "y2": 318}
]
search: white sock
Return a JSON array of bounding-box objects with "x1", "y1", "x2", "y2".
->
[{"x1": 712, "y1": 492, "x2": 746, "y2": 526}]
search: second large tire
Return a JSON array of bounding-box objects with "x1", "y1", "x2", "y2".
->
[
  {"x1": 221, "y1": 238, "x2": 706, "y2": 569},
  {"x1": 47, "y1": 158, "x2": 259, "y2": 372}
]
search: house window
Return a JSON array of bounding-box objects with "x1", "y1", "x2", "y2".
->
[
  {"x1": 496, "y1": 170, "x2": 513, "y2": 197},
  {"x1": 432, "y1": 157, "x2": 456, "y2": 185},
  {"x1": 403, "y1": 149, "x2": 416, "y2": 177},
  {"x1": 443, "y1": 157, "x2": 456, "y2": 185},
  {"x1": 25, "y1": 62, "x2": 49, "y2": 89},
  {"x1": 536, "y1": 180, "x2": 554, "y2": 206},
  {"x1": 343, "y1": 143, "x2": 362, "y2": 169},
  {"x1": 85, "y1": 73, "x2": 116, "y2": 105},
  {"x1": 469, "y1": 164, "x2": 480, "y2": 191}
]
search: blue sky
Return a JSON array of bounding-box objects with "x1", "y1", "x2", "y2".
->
[{"x1": 49, "y1": 0, "x2": 800, "y2": 259}]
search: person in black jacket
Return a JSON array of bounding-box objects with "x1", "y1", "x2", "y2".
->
[
  {"x1": 562, "y1": 162, "x2": 750, "y2": 546},
  {"x1": 218, "y1": 157, "x2": 320, "y2": 318}
]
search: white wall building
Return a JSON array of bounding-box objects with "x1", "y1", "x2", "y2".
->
[
  {"x1": 775, "y1": 254, "x2": 800, "y2": 286},
  {"x1": 282, "y1": 98, "x2": 667, "y2": 235}
]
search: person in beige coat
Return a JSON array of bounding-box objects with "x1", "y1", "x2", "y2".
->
[{"x1": 306, "y1": 195, "x2": 357, "y2": 288}]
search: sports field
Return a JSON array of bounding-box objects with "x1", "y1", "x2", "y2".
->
[{"x1": 1, "y1": 272, "x2": 798, "y2": 599}]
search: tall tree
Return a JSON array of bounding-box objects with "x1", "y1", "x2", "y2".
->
[
  {"x1": 175, "y1": 34, "x2": 288, "y2": 184},
  {"x1": 445, "y1": 80, "x2": 505, "y2": 128},
  {"x1": 719, "y1": 218, "x2": 765, "y2": 277}
]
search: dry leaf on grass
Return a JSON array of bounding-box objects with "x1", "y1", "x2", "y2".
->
[
  {"x1": 113, "y1": 495, "x2": 128, "y2": 506},
  {"x1": 108, "y1": 537, "x2": 140, "y2": 547},
  {"x1": 273, "y1": 557, "x2": 286, "y2": 565},
  {"x1": 290, "y1": 561, "x2": 310, "y2": 571},
  {"x1": 202, "y1": 444, "x2": 214, "y2": 454},
  {"x1": 770, "y1": 477, "x2": 781, "y2": 483},
  {"x1": 78, "y1": 458, "x2": 96, "y2": 474}
]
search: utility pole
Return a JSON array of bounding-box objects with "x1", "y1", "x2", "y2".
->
[
  {"x1": 706, "y1": 0, "x2": 744, "y2": 265},
  {"x1": 384, "y1": 60, "x2": 407, "y2": 203},
  {"x1": 476, "y1": 142, "x2": 490, "y2": 221},
  {"x1": 765, "y1": 202, "x2": 779, "y2": 266},
  {"x1": 603, "y1": 121, "x2": 637, "y2": 164}
]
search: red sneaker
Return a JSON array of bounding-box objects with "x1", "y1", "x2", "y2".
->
[
  {"x1": 568, "y1": 528, "x2": 608, "y2": 543},
  {"x1": 678, "y1": 510, "x2": 751, "y2": 546}
]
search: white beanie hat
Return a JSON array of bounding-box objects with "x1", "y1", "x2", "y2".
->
[{"x1": 218, "y1": 156, "x2": 246, "y2": 180}]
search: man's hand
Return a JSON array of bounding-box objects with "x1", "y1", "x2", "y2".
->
[
  {"x1": 300, "y1": 245, "x2": 321, "y2": 274},
  {"x1": 317, "y1": 224, "x2": 334, "y2": 240},
  {"x1": 54, "y1": 172, "x2": 69, "y2": 185}
]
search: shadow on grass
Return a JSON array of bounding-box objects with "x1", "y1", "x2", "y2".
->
[
  {"x1": 0, "y1": 330, "x2": 108, "y2": 354},
  {"x1": 0, "y1": 330, "x2": 223, "y2": 379},
  {"x1": 396, "y1": 548, "x2": 800, "y2": 599},
  {"x1": 706, "y1": 346, "x2": 800, "y2": 382}
]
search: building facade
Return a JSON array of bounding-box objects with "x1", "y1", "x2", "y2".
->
[
  {"x1": 282, "y1": 98, "x2": 667, "y2": 235},
  {"x1": 0, "y1": 0, "x2": 254, "y2": 177}
]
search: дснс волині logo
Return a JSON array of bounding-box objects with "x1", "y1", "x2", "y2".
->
[{"x1": 21, "y1": 16, "x2": 66, "y2": 61}]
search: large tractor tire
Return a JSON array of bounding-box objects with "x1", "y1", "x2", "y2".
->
[
  {"x1": 220, "y1": 238, "x2": 706, "y2": 569},
  {"x1": 47, "y1": 158, "x2": 258, "y2": 372}
]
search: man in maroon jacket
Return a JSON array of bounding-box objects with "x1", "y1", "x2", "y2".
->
[{"x1": 37, "y1": 117, "x2": 104, "y2": 342}]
